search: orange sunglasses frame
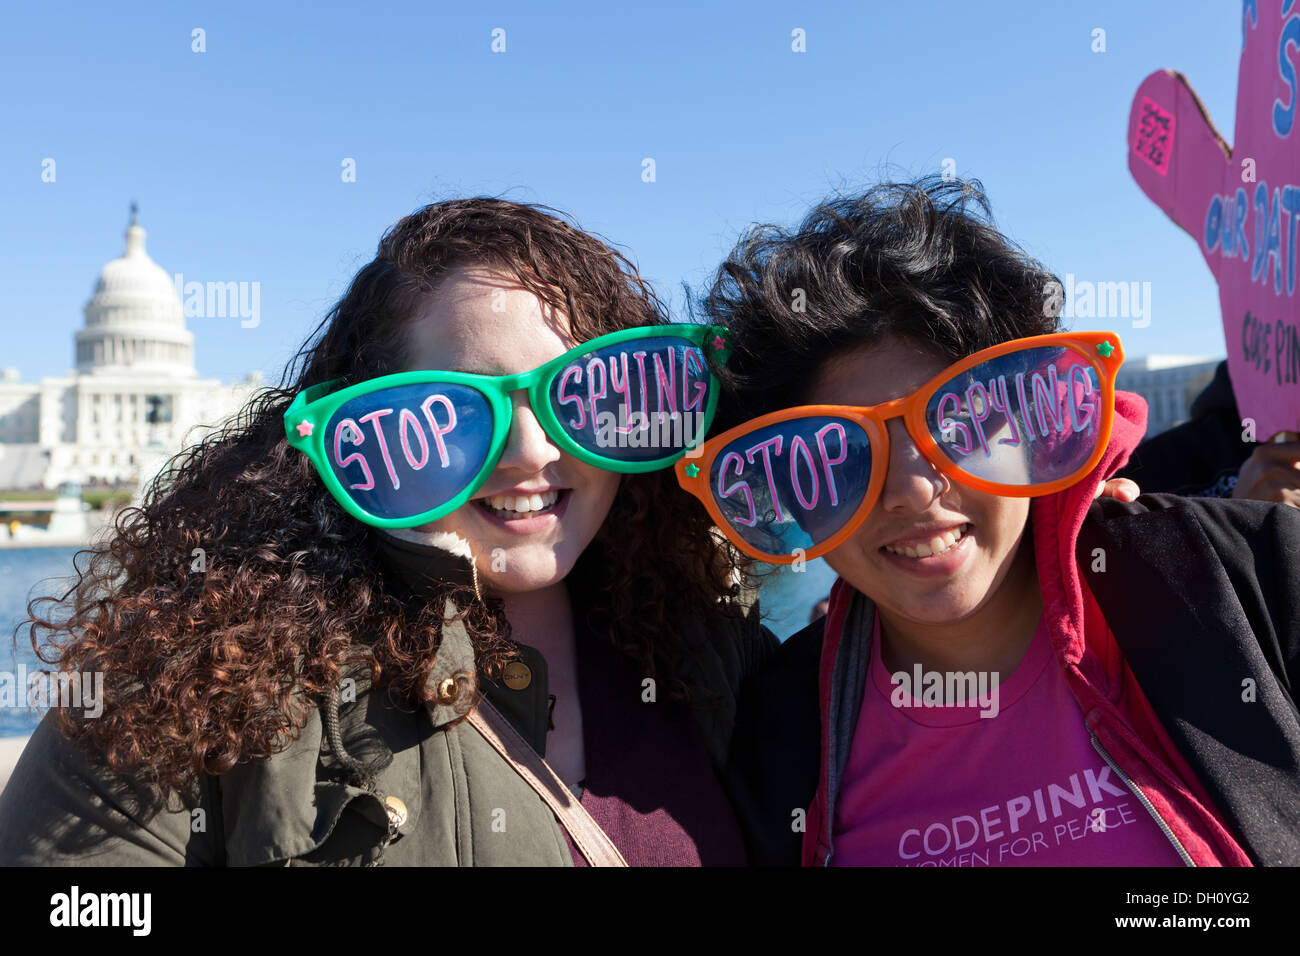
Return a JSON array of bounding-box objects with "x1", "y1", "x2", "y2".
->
[{"x1": 675, "y1": 331, "x2": 1125, "y2": 564}]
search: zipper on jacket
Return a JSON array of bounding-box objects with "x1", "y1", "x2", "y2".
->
[{"x1": 1088, "y1": 732, "x2": 1194, "y2": 866}]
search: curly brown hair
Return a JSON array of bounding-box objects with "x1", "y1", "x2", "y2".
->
[{"x1": 23, "y1": 198, "x2": 749, "y2": 799}]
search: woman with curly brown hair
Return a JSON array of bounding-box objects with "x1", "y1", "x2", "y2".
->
[{"x1": 0, "y1": 198, "x2": 774, "y2": 866}]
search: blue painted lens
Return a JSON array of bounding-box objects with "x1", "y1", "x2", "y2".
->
[
  {"x1": 925, "y1": 346, "x2": 1102, "y2": 487},
  {"x1": 709, "y1": 416, "x2": 872, "y2": 558},
  {"x1": 549, "y1": 336, "x2": 713, "y2": 465},
  {"x1": 325, "y1": 382, "x2": 494, "y2": 521}
]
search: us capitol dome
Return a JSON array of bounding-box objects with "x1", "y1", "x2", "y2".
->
[
  {"x1": 0, "y1": 206, "x2": 266, "y2": 493},
  {"x1": 76, "y1": 204, "x2": 196, "y2": 377}
]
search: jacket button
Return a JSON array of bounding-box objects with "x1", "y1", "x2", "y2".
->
[
  {"x1": 383, "y1": 795, "x2": 408, "y2": 828},
  {"x1": 503, "y1": 660, "x2": 532, "y2": 690},
  {"x1": 436, "y1": 677, "x2": 458, "y2": 704}
]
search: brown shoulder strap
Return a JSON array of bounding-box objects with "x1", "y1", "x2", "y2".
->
[{"x1": 464, "y1": 695, "x2": 628, "y2": 867}]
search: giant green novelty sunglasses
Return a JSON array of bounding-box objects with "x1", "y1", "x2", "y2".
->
[{"x1": 285, "y1": 323, "x2": 731, "y2": 529}]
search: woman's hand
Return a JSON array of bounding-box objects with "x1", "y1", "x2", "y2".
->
[
  {"x1": 1231, "y1": 434, "x2": 1300, "y2": 509},
  {"x1": 1094, "y1": 477, "x2": 1140, "y2": 503}
]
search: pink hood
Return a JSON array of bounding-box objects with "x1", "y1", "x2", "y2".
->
[
  {"x1": 1027, "y1": 388, "x2": 1249, "y2": 866},
  {"x1": 1031, "y1": 389, "x2": 1147, "y2": 673}
]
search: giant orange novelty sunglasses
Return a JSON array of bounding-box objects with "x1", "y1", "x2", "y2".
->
[{"x1": 675, "y1": 331, "x2": 1124, "y2": 564}]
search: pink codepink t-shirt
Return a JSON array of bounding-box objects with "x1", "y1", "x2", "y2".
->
[{"x1": 830, "y1": 613, "x2": 1186, "y2": 866}]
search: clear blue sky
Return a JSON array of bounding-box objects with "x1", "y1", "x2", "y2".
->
[{"x1": 1, "y1": 0, "x2": 1243, "y2": 386}]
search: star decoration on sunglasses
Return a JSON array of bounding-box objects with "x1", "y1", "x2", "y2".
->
[
  {"x1": 1096, "y1": 340, "x2": 1115, "y2": 357},
  {"x1": 296, "y1": 420, "x2": 314, "y2": 438},
  {"x1": 684, "y1": 462, "x2": 700, "y2": 478}
]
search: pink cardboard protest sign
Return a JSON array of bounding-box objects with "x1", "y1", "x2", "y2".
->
[{"x1": 1127, "y1": 1, "x2": 1300, "y2": 440}]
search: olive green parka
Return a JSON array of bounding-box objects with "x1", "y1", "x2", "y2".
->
[{"x1": 0, "y1": 533, "x2": 775, "y2": 866}]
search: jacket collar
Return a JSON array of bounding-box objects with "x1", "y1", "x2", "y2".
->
[{"x1": 372, "y1": 526, "x2": 482, "y2": 603}]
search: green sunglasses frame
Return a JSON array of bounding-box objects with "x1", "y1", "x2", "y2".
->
[{"x1": 284, "y1": 323, "x2": 732, "y2": 529}]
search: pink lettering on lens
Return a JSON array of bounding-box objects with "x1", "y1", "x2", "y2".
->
[
  {"x1": 745, "y1": 435, "x2": 787, "y2": 523},
  {"x1": 788, "y1": 435, "x2": 820, "y2": 510},
  {"x1": 683, "y1": 348, "x2": 708, "y2": 413},
  {"x1": 631, "y1": 351, "x2": 651, "y2": 430},
  {"x1": 987, "y1": 375, "x2": 1022, "y2": 448},
  {"x1": 557, "y1": 366, "x2": 585, "y2": 430},
  {"x1": 557, "y1": 344, "x2": 711, "y2": 440},
  {"x1": 718, "y1": 421, "x2": 854, "y2": 526},
  {"x1": 938, "y1": 356, "x2": 1100, "y2": 460},
  {"x1": 1014, "y1": 372, "x2": 1036, "y2": 445},
  {"x1": 1031, "y1": 365, "x2": 1066, "y2": 438},
  {"x1": 1067, "y1": 364, "x2": 1096, "y2": 433},
  {"x1": 964, "y1": 381, "x2": 993, "y2": 456},
  {"x1": 359, "y1": 408, "x2": 400, "y2": 490},
  {"x1": 936, "y1": 391, "x2": 973, "y2": 456},
  {"x1": 717, "y1": 451, "x2": 758, "y2": 526},
  {"x1": 585, "y1": 356, "x2": 608, "y2": 428},
  {"x1": 420, "y1": 394, "x2": 458, "y2": 469},
  {"x1": 653, "y1": 351, "x2": 678, "y2": 418},
  {"x1": 334, "y1": 417, "x2": 375, "y2": 491},
  {"x1": 606, "y1": 351, "x2": 636, "y2": 433},
  {"x1": 399, "y1": 408, "x2": 430, "y2": 470},
  {"x1": 813, "y1": 421, "x2": 848, "y2": 507}
]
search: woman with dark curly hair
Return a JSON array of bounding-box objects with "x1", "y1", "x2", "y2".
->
[{"x1": 0, "y1": 198, "x2": 774, "y2": 866}]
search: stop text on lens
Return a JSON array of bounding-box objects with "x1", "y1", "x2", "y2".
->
[
  {"x1": 332, "y1": 392, "x2": 459, "y2": 491},
  {"x1": 716, "y1": 421, "x2": 850, "y2": 527}
]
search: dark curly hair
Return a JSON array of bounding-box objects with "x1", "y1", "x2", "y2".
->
[
  {"x1": 703, "y1": 175, "x2": 1063, "y2": 427},
  {"x1": 22, "y1": 198, "x2": 749, "y2": 799}
]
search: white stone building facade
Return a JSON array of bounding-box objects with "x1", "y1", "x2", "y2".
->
[
  {"x1": 0, "y1": 209, "x2": 265, "y2": 490},
  {"x1": 1115, "y1": 355, "x2": 1222, "y2": 437}
]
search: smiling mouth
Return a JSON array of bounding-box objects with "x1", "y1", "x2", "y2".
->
[
  {"x1": 881, "y1": 523, "x2": 970, "y2": 559},
  {"x1": 474, "y1": 489, "x2": 566, "y2": 520}
]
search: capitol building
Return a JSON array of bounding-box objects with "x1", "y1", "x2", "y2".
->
[{"x1": 0, "y1": 208, "x2": 266, "y2": 492}]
